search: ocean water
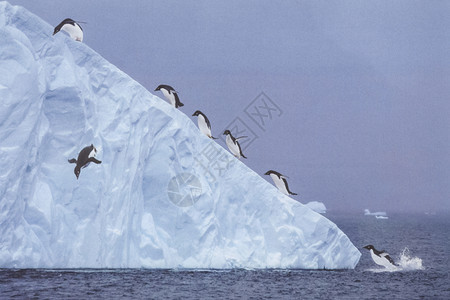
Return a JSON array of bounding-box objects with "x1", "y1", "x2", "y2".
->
[{"x1": 1, "y1": 213, "x2": 448, "y2": 299}]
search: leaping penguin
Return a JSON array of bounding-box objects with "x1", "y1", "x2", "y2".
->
[
  {"x1": 68, "y1": 144, "x2": 102, "y2": 179},
  {"x1": 53, "y1": 18, "x2": 84, "y2": 42},
  {"x1": 154, "y1": 84, "x2": 184, "y2": 108},
  {"x1": 223, "y1": 130, "x2": 247, "y2": 159},
  {"x1": 363, "y1": 245, "x2": 398, "y2": 268},
  {"x1": 264, "y1": 170, "x2": 297, "y2": 196},
  {"x1": 192, "y1": 110, "x2": 217, "y2": 139}
]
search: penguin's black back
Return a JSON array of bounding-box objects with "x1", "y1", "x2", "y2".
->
[
  {"x1": 54, "y1": 18, "x2": 82, "y2": 34},
  {"x1": 77, "y1": 145, "x2": 94, "y2": 165},
  {"x1": 199, "y1": 111, "x2": 211, "y2": 129}
]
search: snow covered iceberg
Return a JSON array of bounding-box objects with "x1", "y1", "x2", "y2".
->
[{"x1": 0, "y1": 2, "x2": 361, "y2": 269}]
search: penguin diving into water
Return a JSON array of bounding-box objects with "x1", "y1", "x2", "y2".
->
[
  {"x1": 223, "y1": 130, "x2": 247, "y2": 159},
  {"x1": 192, "y1": 110, "x2": 217, "y2": 139},
  {"x1": 264, "y1": 170, "x2": 297, "y2": 196},
  {"x1": 363, "y1": 245, "x2": 398, "y2": 269},
  {"x1": 68, "y1": 144, "x2": 102, "y2": 179},
  {"x1": 53, "y1": 18, "x2": 84, "y2": 42},
  {"x1": 154, "y1": 85, "x2": 184, "y2": 108}
]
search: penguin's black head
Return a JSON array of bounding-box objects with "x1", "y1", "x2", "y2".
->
[
  {"x1": 53, "y1": 18, "x2": 75, "y2": 35},
  {"x1": 223, "y1": 130, "x2": 231, "y2": 135},
  {"x1": 363, "y1": 245, "x2": 374, "y2": 251},
  {"x1": 192, "y1": 110, "x2": 202, "y2": 117},
  {"x1": 155, "y1": 84, "x2": 171, "y2": 92},
  {"x1": 265, "y1": 170, "x2": 283, "y2": 177},
  {"x1": 74, "y1": 166, "x2": 81, "y2": 179}
]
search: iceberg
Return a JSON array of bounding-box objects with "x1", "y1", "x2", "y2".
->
[
  {"x1": 0, "y1": 2, "x2": 361, "y2": 269},
  {"x1": 364, "y1": 209, "x2": 387, "y2": 217}
]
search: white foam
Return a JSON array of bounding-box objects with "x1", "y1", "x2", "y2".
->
[{"x1": 397, "y1": 247, "x2": 424, "y2": 271}]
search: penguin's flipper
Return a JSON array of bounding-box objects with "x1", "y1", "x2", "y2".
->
[
  {"x1": 381, "y1": 253, "x2": 397, "y2": 266},
  {"x1": 236, "y1": 136, "x2": 248, "y2": 140},
  {"x1": 88, "y1": 157, "x2": 102, "y2": 164},
  {"x1": 210, "y1": 136, "x2": 218, "y2": 140},
  {"x1": 68, "y1": 158, "x2": 77, "y2": 164},
  {"x1": 174, "y1": 94, "x2": 184, "y2": 108},
  {"x1": 282, "y1": 178, "x2": 296, "y2": 196}
]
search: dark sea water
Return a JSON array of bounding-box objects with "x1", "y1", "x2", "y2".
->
[{"x1": 1, "y1": 213, "x2": 449, "y2": 299}]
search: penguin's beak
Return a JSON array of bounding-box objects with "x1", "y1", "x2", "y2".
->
[{"x1": 363, "y1": 245, "x2": 370, "y2": 250}]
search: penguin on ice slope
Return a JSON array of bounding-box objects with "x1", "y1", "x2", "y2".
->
[
  {"x1": 53, "y1": 18, "x2": 84, "y2": 42},
  {"x1": 192, "y1": 110, "x2": 217, "y2": 139},
  {"x1": 264, "y1": 170, "x2": 297, "y2": 196},
  {"x1": 68, "y1": 144, "x2": 102, "y2": 179},
  {"x1": 223, "y1": 130, "x2": 247, "y2": 159},
  {"x1": 154, "y1": 85, "x2": 184, "y2": 108},
  {"x1": 363, "y1": 245, "x2": 398, "y2": 268}
]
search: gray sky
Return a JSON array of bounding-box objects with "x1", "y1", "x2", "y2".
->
[{"x1": 8, "y1": 0, "x2": 450, "y2": 213}]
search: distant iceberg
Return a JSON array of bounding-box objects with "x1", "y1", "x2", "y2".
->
[
  {"x1": 305, "y1": 201, "x2": 326, "y2": 214},
  {"x1": 364, "y1": 209, "x2": 387, "y2": 217},
  {"x1": 0, "y1": 2, "x2": 361, "y2": 269}
]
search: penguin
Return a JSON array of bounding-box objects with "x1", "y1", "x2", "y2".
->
[
  {"x1": 68, "y1": 144, "x2": 102, "y2": 179},
  {"x1": 363, "y1": 245, "x2": 398, "y2": 268},
  {"x1": 192, "y1": 110, "x2": 217, "y2": 139},
  {"x1": 223, "y1": 130, "x2": 247, "y2": 159},
  {"x1": 264, "y1": 170, "x2": 297, "y2": 196},
  {"x1": 154, "y1": 85, "x2": 184, "y2": 108},
  {"x1": 53, "y1": 18, "x2": 83, "y2": 42}
]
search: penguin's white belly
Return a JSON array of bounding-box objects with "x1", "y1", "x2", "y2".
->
[
  {"x1": 270, "y1": 174, "x2": 289, "y2": 195},
  {"x1": 161, "y1": 89, "x2": 176, "y2": 106},
  {"x1": 370, "y1": 250, "x2": 395, "y2": 268},
  {"x1": 61, "y1": 23, "x2": 83, "y2": 42},
  {"x1": 226, "y1": 135, "x2": 240, "y2": 157},
  {"x1": 88, "y1": 148, "x2": 97, "y2": 158},
  {"x1": 198, "y1": 116, "x2": 211, "y2": 137}
]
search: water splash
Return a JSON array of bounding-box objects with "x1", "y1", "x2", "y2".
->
[
  {"x1": 367, "y1": 247, "x2": 424, "y2": 272},
  {"x1": 397, "y1": 247, "x2": 424, "y2": 271}
]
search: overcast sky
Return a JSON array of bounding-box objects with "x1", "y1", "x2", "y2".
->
[{"x1": 8, "y1": 0, "x2": 450, "y2": 213}]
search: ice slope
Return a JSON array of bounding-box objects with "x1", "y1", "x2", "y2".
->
[{"x1": 0, "y1": 2, "x2": 361, "y2": 269}]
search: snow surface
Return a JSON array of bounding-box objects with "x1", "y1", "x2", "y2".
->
[{"x1": 0, "y1": 2, "x2": 361, "y2": 269}]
